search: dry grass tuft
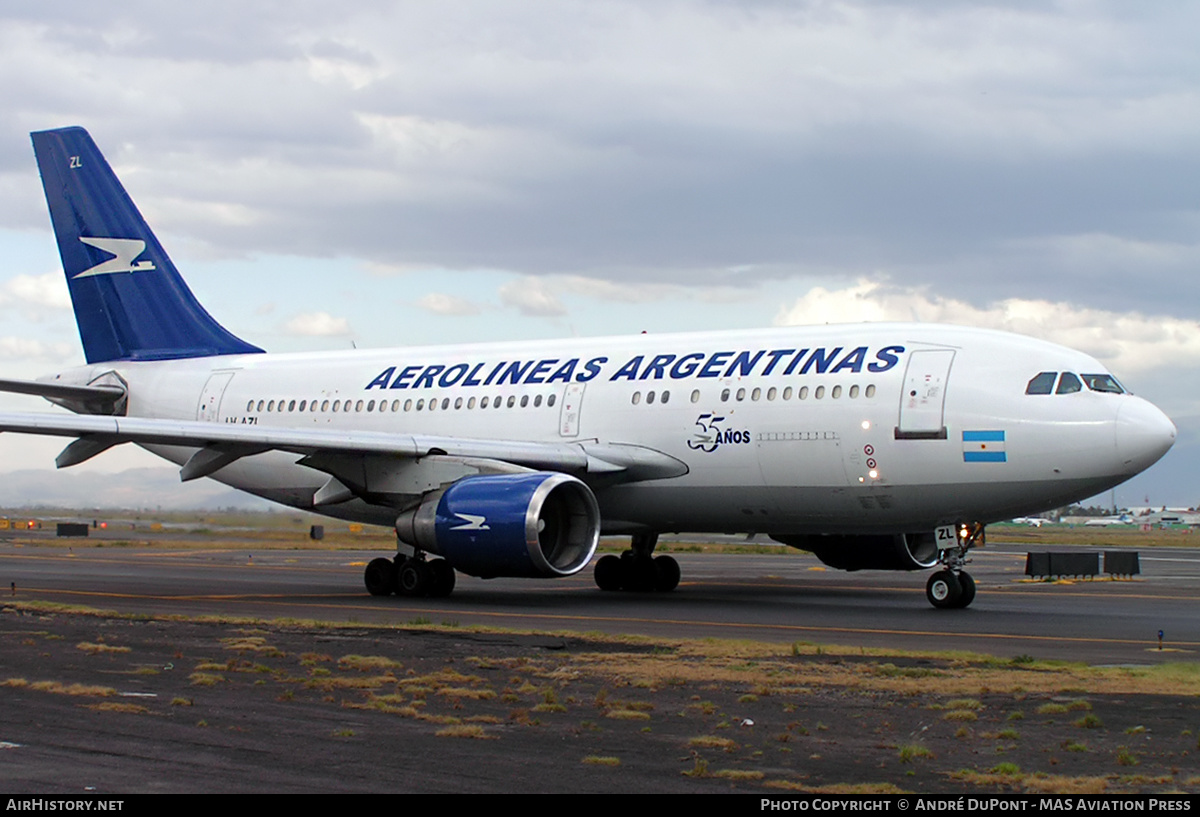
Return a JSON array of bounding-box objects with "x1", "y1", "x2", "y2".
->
[
  {"x1": 605, "y1": 709, "x2": 651, "y2": 721},
  {"x1": 338, "y1": 654, "x2": 402, "y2": 672},
  {"x1": 188, "y1": 672, "x2": 225, "y2": 686},
  {"x1": 28, "y1": 681, "x2": 115, "y2": 697},
  {"x1": 76, "y1": 642, "x2": 131, "y2": 655},
  {"x1": 689, "y1": 735, "x2": 738, "y2": 751},
  {"x1": 712, "y1": 769, "x2": 765, "y2": 780},
  {"x1": 435, "y1": 724, "x2": 495, "y2": 739},
  {"x1": 86, "y1": 701, "x2": 149, "y2": 714}
]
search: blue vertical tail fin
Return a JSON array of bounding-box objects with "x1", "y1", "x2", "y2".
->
[{"x1": 32, "y1": 126, "x2": 263, "y2": 363}]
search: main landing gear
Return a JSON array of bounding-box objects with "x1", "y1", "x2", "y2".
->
[
  {"x1": 364, "y1": 553, "x2": 456, "y2": 598},
  {"x1": 925, "y1": 522, "x2": 983, "y2": 609},
  {"x1": 593, "y1": 532, "x2": 681, "y2": 593}
]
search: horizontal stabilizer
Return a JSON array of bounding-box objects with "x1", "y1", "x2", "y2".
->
[{"x1": 0, "y1": 377, "x2": 124, "y2": 403}]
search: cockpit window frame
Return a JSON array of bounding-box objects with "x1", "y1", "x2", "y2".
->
[
  {"x1": 1025, "y1": 372, "x2": 1057, "y2": 395},
  {"x1": 1081, "y1": 373, "x2": 1125, "y2": 394},
  {"x1": 1056, "y1": 372, "x2": 1083, "y2": 395}
]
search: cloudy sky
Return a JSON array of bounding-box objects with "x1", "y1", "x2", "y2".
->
[{"x1": 0, "y1": 1, "x2": 1197, "y2": 510}]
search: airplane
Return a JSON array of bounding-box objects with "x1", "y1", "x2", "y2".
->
[{"x1": 0, "y1": 126, "x2": 1177, "y2": 609}]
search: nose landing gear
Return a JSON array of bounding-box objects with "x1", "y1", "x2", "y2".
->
[{"x1": 925, "y1": 522, "x2": 982, "y2": 609}]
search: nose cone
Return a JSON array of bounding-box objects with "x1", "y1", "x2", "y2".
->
[{"x1": 1115, "y1": 398, "x2": 1176, "y2": 474}]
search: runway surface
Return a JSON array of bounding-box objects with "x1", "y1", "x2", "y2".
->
[{"x1": 3, "y1": 538, "x2": 1198, "y2": 664}]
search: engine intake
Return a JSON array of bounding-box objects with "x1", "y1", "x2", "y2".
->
[
  {"x1": 395, "y1": 472, "x2": 600, "y2": 578},
  {"x1": 770, "y1": 533, "x2": 940, "y2": 571}
]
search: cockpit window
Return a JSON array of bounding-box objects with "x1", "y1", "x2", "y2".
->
[
  {"x1": 1056, "y1": 372, "x2": 1082, "y2": 394},
  {"x1": 1025, "y1": 372, "x2": 1056, "y2": 395},
  {"x1": 1081, "y1": 373, "x2": 1125, "y2": 394}
]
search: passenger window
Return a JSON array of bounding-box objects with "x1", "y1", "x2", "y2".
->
[
  {"x1": 661, "y1": 391, "x2": 670, "y2": 405},
  {"x1": 691, "y1": 389, "x2": 700, "y2": 404},
  {"x1": 1056, "y1": 372, "x2": 1082, "y2": 394},
  {"x1": 1025, "y1": 372, "x2": 1057, "y2": 395},
  {"x1": 547, "y1": 394, "x2": 556, "y2": 407}
]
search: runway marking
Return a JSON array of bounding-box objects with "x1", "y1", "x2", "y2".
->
[{"x1": 17, "y1": 587, "x2": 1200, "y2": 650}]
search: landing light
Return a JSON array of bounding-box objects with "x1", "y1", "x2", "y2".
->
[
  {"x1": 861, "y1": 420, "x2": 871, "y2": 430},
  {"x1": 868, "y1": 469, "x2": 879, "y2": 480}
]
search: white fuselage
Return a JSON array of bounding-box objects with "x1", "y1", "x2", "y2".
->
[{"x1": 50, "y1": 322, "x2": 1175, "y2": 535}]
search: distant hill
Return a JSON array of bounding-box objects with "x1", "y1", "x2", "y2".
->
[{"x1": 0, "y1": 468, "x2": 274, "y2": 511}]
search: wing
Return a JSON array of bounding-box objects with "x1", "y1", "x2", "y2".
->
[{"x1": 0, "y1": 411, "x2": 687, "y2": 507}]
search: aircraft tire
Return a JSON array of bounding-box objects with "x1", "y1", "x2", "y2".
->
[
  {"x1": 427, "y1": 560, "x2": 456, "y2": 598},
  {"x1": 954, "y1": 571, "x2": 976, "y2": 609},
  {"x1": 594, "y1": 554, "x2": 623, "y2": 591},
  {"x1": 365, "y1": 558, "x2": 398, "y2": 596},
  {"x1": 926, "y1": 570, "x2": 962, "y2": 609},
  {"x1": 622, "y1": 551, "x2": 658, "y2": 592},
  {"x1": 398, "y1": 561, "x2": 431, "y2": 597},
  {"x1": 653, "y1": 555, "x2": 681, "y2": 592}
]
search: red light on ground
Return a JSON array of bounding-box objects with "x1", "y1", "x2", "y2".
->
[{"x1": 99, "y1": 522, "x2": 107, "y2": 529}]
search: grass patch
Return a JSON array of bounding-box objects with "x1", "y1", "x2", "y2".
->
[
  {"x1": 898, "y1": 744, "x2": 934, "y2": 763},
  {"x1": 75, "y1": 642, "x2": 131, "y2": 655},
  {"x1": 943, "y1": 710, "x2": 977, "y2": 722},
  {"x1": 85, "y1": 702, "x2": 148, "y2": 714},
  {"x1": 338, "y1": 654, "x2": 402, "y2": 672},
  {"x1": 435, "y1": 724, "x2": 495, "y2": 739},
  {"x1": 689, "y1": 735, "x2": 738, "y2": 751},
  {"x1": 712, "y1": 769, "x2": 765, "y2": 780},
  {"x1": 27, "y1": 681, "x2": 115, "y2": 697},
  {"x1": 582, "y1": 755, "x2": 621, "y2": 766},
  {"x1": 188, "y1": 672, "x2": 225, "y2": 686},
  {"x1": 606, "y1": 709, "x2": 651, "y2": 721}
]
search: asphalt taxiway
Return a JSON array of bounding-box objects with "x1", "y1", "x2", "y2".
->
[{"x1": 2, "y1": 539, "x2": 1197, "y2": 664}]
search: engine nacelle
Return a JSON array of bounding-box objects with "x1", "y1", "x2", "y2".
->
[
  {"x1": 770, "y1": 533, "x2": 940, "y2": 572},
  {"x1": 395, "y1": 472, "x2": 601, "y2": 579}
]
